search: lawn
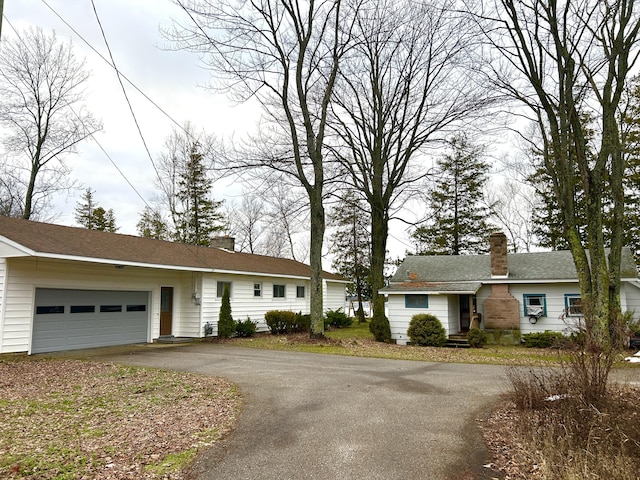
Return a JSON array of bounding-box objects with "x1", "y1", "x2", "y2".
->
[
  {"x1": 0, "y1": 357, "x2": 240, "y2": 480},
  {"x1": 220, "y1": 322, "x2": 592, "y2": 367}
]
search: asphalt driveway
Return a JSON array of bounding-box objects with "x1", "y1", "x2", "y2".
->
[{"x1": 96, "y1": 344, "x2": 508, "y2": 480}]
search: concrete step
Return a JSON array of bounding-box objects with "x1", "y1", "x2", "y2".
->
[{"x1": 446, "y1": 335, "x2": 471, "y2": 348}]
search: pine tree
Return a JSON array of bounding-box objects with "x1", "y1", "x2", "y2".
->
[
  {"x1": 412, "y1": 135, "x2": 493, "y2": 255},
  {"x1": 174, "y1": 144, "x2": 224, "y2": 246},
  {"x1": 74, "y1": 188, "x2": 118, "y2": 232},
  {"x1": 137, "y1": 206, "x2": 170, "y2": 240},
  {"x1": 328, "y1": 190, "x2": 372, "y2": 323}
]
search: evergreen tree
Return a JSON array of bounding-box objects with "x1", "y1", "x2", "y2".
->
[
  {"x1": 328, "y1": 190, "x2": 372, "y2": 323},
  {"x1": 137, "y1": 206, "x2": 170, "y2": 240},
  {"x1": 74, "y1": 188, "x2": 118, "y2": 232},
  {"x1": 412, "y1": 135, "x2": 493, "y2": 255},
  {"x1": 174, "y1": 144, "x2": 224, "y2": 246},
  {"x1": 91, "y1": 207, "x2": 118, "y2": 232},
  {"x1": 217, "y1": 284, "x2": 235, "y2": 338}
]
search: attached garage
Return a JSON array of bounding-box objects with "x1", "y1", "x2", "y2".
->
[{"x1": 32, "y1": 288, "x2": 149, "y2": 353}]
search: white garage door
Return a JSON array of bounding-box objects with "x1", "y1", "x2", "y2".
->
[{"x1": 32, "y1": 289, "x2": 149, "y2": 354}]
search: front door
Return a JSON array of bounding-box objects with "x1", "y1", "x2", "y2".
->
[
  {"x1": 459, "y1": 295, "x2": 471, "y2": 332},
  {"x1": 160, "y1": 287, "x2": 173, "y2": 336}
]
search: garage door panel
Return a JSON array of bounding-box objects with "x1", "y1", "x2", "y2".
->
[{"x1": 33, "y1": 289, "x2": 149, "y2": 353}]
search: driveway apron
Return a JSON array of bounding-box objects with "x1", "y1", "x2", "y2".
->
[{"x1": 97, "y1": 344, "x2": 508, "y2": 480}]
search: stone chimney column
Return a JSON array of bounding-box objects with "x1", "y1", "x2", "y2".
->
[
  {"x1": 489, "y1": 232, "x2": 508, "y2": 277},
  {"x1": 210, "y1": 236, "x2": 235, "y2": 251}
]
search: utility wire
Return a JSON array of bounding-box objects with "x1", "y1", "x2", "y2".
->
[
  {"x1": 89, "y1": 0, "x2": 162, "y2": 185},
  {"x1": 2, "y1": 16, "x2": 152, "y2": 211},
  {"x1": 40, "y1": 0, "x2": 189, "y2": 137}
]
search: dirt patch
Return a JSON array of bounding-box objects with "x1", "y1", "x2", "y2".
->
[{"x1": 0, "y1": 357, "x2": 240, "y2": 479}]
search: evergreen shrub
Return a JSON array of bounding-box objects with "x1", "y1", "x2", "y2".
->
[
  {"x1": 217, "y1": 284, "x2": 236, "y2": 338},
  {"x1": 324, "y1": 308, "x2": 353, "y2": 328},
  {"x1": 370, "y1": 312, "x2": 392, "y2": 343},
  {"x1": 235, "y1": 317, "x2": 257, "y2": 337},
  {"x1": 522, "y1": 330, "x2": 566, "y2": 348},
  {"x1": 407, "y1": 313, "x2": 447, "y2": 347},
  {"x1": 467, "y1": 328, "x2": 488, "y2": 348}
]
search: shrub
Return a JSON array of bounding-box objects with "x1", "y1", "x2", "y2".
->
[
  {"x1": 522, "y1": 330, "x2": 566, "y2": 348},
  {"x1": 466, "y1": 328, "x2": 488, "y2": 348},
  {"x1": 235, "y1": 317, "x2": 257, "y2": 337},
  {"x1": 217, "y1": 284, "x2": 236, "y2": 338},
  {"x1": 407, "y1": 313, "x2": 446, "y2": 347},
  {"x1": 295, "y1": 312, "x2": 311, "y2": 333},
  {"x1": 324, "y1": 308, "x2": 353, "y2": 328},
  {"x1": 369, "y1": 311, "x2": 392, "y2": 343},
  {"x1": 265, "y1": 310, "x2": 298, "y2": 334}
]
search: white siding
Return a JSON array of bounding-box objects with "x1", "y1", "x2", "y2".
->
[
  {"x1": 447, "y1": 295, "x2": 459, "y2": 334},
  {"x1": 0, "y1": 259, "x2": 6, "y2": 352},
  {"x1": 506, "y1": 283, "x2": 581, "y2": 335},
  {"x1": 324, "y1": 280, "x2": 346, "y2": 312},
  {"x1": 387, "y1": 293, "x2": 451, "y2": 345},
  {"x1": 201, "y1": 274, "x2": 314, "y2": 335},
  {"x1": 0, "y1": 257, "x2": 195, "y2": 353},
  {"x1": 622, "y1": 283, "x2": 640, "y2": 320}
]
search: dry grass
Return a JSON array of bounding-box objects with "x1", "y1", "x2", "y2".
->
[
  {"x1": 0, "y1": 357, "x2": 240, "y2": 479},
  {"x1": 484, "y1": 364, "x2": 640, "y2": 479}
]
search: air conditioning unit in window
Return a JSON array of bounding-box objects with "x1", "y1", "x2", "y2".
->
[{"x1": 526, "y1": 306, "x2": 544, "y2": 323}]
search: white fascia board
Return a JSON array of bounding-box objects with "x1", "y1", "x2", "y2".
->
[
  {"x1": 0, "y1": 236, "x2": 36, "y2": 257},
  {"x1": 482, "y1": 278, "x2": 577, "y2": 285},
  {"x1": 32, "y1": 252, "x2": 211, "y2": 272},
  {"x1": 381, "y1": 290, "x2": 475, "y2": 295},
  {"x1": 210, "y1": 269, "x2": 309, "y2": 280}
]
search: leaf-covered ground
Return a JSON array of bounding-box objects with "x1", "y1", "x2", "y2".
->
[{"x1": 0, "y1": 358, "x2": 240, "y2": 479}]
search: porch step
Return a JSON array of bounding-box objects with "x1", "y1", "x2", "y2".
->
[
  {"x1": 446, "y1": 334, "x2": 470, "y2": 348},
  {"x1": 155, "y1": 336, "x2": 197, "y2": 344}
]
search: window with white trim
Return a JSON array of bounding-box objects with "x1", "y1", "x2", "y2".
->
[
  {"x1": 254, "y1": 283, "x2": 262, "y2": 297},
  {"x1": 296, "y1": 286, "x2": 305, "y2": 298},
  {"x1": 217, "y1": 281, "x2": 232, "y2": 297},
  {"x1": 565, "y1": 294, "x2": 582, "y2": 316},
  {"x1": 273, "y1": 284, "x2": 286, "y2": 298}
]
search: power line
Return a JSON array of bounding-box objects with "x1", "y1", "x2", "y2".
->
[
  {"x1": 40, "y1": 0, "x2": 188, "y2": 137},
  {"x1": 89, "y1": 0, "x2": 163, "y2": 186}
]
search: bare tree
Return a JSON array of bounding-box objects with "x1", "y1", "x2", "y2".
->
[
  {"x1": 330, "y1": 0, "x2": 492, "y2": 341},
  {"x1": 477, "y1": 0, "x2": 640, "y2": 348},
  {"x1": 168, "y1": 0, "x2": 357, "y2": 336},
  {"x1": 486, "y1": 177, "x2": 536, "y2": 253},
  {"x1": 225, "y1": 193, "x2": 267, "y2": 254},
  {"x1": 0, "y1": 27, "x2": 102, "y2": 219}
]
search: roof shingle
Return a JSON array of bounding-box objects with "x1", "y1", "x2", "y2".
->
[{"x1": 0, "y1": 216, "x2": 344, "y2": 281}]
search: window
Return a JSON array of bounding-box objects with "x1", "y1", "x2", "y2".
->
[
  {"x1": 405, "y1": 294, "x2": 428, "y2": 308},
  {"x1": 565, "y1": 294, "x2": 582, "y2": 316},
  {"x1": 273, "y1": 284, "x2": 286, "y2": 298},
  {"x1": 36, "y1": 306, "x2": 64, "y2": 314},
  {"x1": 523, "y1": 294, "x2": 547, "y2": 316},
  {"x1": 296, "y1": 286, "x2": 305, "y2": 298},
  {"x1": 100, "y1": 305, "x2": 122, "y2": 313},
  {"x1": 71, "y1": 305, "x2": 95, "y2": 314},
  {"x1": 217, "y1": 281, "x2": 232, "y2": 297},
  {"x1": 126, "y1": 304, "x2": 146, "y2": 312},
  {"x1": 254, "y1": 283, "x2": 262, "y2": 297}
]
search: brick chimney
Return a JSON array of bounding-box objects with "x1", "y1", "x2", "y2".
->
[
  {"x1": 489, "y1": 232, "x2": 508, "y2": 278},
  {"x1": 211, "y1": 236, "x2": 235, "y2": 251}
]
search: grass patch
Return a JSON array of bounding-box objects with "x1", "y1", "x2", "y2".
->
[{"x1": 0, "y1": 358, "x2": 240, "y2": 479}]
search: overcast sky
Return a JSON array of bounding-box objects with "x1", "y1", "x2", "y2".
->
[
  {"x1": 3, "y1": 0, "x2": 259, "y2": 231},
  {"x1": 2, "y1": 0, "x2": 442, "y2": 260}
]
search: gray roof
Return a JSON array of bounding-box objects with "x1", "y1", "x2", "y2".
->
[{"x1": 383, "y1": 248, "x2": 638, "y2": 293}]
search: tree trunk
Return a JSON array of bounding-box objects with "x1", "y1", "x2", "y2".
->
[{"x1": 309, "y1": 185, "x2": 325, "y2": 338}]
